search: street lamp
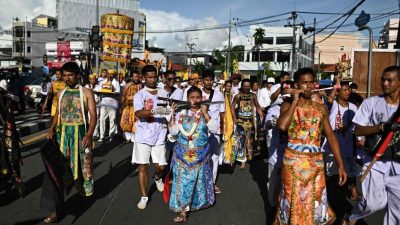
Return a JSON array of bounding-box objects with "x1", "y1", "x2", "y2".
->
[{"x1": 355, "y1": 10, "x2": 372, "y2": 97}]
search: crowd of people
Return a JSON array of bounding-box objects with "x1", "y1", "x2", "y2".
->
[{"x1": 1, "y1": 60, "x2": 399, "y2": 225}]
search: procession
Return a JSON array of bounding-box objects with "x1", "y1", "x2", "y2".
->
[{"x1": 1, "y1": 0, "x2": 400, "y2": 225}]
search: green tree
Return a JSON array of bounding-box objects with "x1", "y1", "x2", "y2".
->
[
  {"x1": 192, "y1": 60, "x2": 205, "y2": 75},
  {"x1": 212, "y1": 49, "x2": 226, "y2": 72}
]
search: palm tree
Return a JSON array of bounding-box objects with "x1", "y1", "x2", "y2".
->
[{"x1": 253, "y1": 28, "x2": 265, "y2": 79}]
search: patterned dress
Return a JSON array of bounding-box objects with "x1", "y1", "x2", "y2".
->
[
  {"x1": 56, "y1": 87, "x2": 93, "y2": 196},
  {"x1": 169, "y1": 111, "x2": 215, "y2": 212},
  {"x1": 51, "y1": 80, "x2": 66, "y2": 116},
  {"x1": 236, "y1": 93, "x2": 256, "y2": 162},
  {"x1": 274, "y1": 102, "x2": 335, "y2": 225},
  {"x1": 120, "y1": 82, "x2": 141, "y2": 132}
]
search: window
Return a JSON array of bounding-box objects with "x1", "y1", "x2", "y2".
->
[
  {"x1": 340, "y1": 46, "x2": 345, "y2": 51},
  {"x1": 277, "y1": 51, "x2": 291, "y2": 62},
  {"x1": 261, "y1": 37, "x2": 274, "y2": 45},
  {"x1": 27, "y1": 46, "x2": 31, "y2": 53},
  {"x1": 252, "y1": 51, "x2": 274, "y2": 62},
  {"x1": 15, "y1": 42, "x2": 23, "y2": 53},
  {"x1": 14, "y1": 26, "x2": 24, "y2": 38},
  {"x1": 276, "y1": 37, "x2": 293, "y2": 45},
  {"x1": 27, "y1": 31, "x2": 31, "y2": 38}
]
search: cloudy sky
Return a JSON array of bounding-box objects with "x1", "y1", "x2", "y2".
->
[{"x1": 0, "y1": 0, "x2": 398, "y2": 50}]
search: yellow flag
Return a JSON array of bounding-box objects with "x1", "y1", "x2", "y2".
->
[
  {"x1": 223, "y1": 70, "x2": 228, "y2": 81},
  {"x1": 223, "y1": 94, "x2": 234, "y2": 165}
]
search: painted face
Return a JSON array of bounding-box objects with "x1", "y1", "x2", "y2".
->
[
  {"x1": 296, "y1": 73, "x2": 314, "y2": 99},
  {"x1": 62, "y1": 71, "x2": 78, "y2": 88},
  {"x1": 144, "y1": 71, "x2": 158, "y2": 89},
  {"x1": 381, "y1": 71, "x2": 400, "y2": 95},
  {"x1": 188, "y1": 91, "x2": 202, "y2": 109}
]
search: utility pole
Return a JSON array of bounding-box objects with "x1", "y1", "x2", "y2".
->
[
  {"x1": 226, "y1": 10, "x2": 232, "y2": 77},
  {"x1": 312, "y1": 18, "x2": 316, "y2": 67},
  {"x1": 95, "y1": 0, "x2": 99, "y2": 75},
  {"x1": 187, "y1": 42, "x2": 196, "y2": 75},
  {"x1": 291, "y1": 11, "x2": 297, "y2": 75}
]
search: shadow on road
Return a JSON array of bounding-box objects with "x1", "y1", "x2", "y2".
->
[
  {"x1": 0, "y1": 172, "x2": 44, "y2": 207},
  {"x1": 13, "y1": 218, "x2": 44, "y2": 225},
  {"x1": 248, "y1": 155, "x2": 273, "y2": 225},
  {"x1": 93, "y1": 136, "x2": 130, "y2": 158},
  {"x1": 62, "y1": 156, "x2": 132, "y2": 224}
]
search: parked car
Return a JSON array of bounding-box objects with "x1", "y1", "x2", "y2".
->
[{"x1": 24, "y1": 78, "x2": 44, "y2": 108}]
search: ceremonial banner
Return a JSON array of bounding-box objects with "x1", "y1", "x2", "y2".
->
[{"x1": 101, "y1": 14, "x2": 134, "y2": 62}]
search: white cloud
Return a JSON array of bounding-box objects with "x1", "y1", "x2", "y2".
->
[
  {"x1": 0, "y1": 0, "x2": 55, "y2": 48},
  {"x1": 142, "y1": 8, "x2": 249, "y2": 52}
]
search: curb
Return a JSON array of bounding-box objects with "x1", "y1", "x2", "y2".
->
[{"x1": 18, "y1": 118, "x2": 51, "y2": 138}]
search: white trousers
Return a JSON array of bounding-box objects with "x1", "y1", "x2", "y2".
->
[
  {"x1": 99, "y1": 105, "x2": 117, "y2": 139},
  {"x1": 349, "y1": 165, "x2": 400, "y2": 225},
  {"x1": 209, "y1": 134, "x2": 220, "y2": 184}
]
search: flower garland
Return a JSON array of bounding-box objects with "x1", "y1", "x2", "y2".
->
[{"x1": 178, "y1": 109, "x2": 202, "y2": 140}]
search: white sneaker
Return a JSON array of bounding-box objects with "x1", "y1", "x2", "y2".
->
[
  {"x1": 154, "y1": 178, "x2": 164, "y2": 192},
  {"x1": 137, "y1": 197, "x2": 148, "y2": 209}
]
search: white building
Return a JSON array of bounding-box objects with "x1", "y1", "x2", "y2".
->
[
  {"x1": 378, "y1": 18, "x2": 399, "y2": 49},
  {"x1": 11, "y1": 15, "x2": 58, "y2": 68},
  {"x1": 238, "y1": 27, "x2": 313, "y2": 78}
]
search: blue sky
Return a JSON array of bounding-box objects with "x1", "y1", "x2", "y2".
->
[
  {"x1": 0, "y1": 0, "x2": 398, "y2": 50},
  {"x1": 141, "y1": 0, "x2": 398, "y2": 33},
  {"x1": 139, "y1": 0, "x2": 399, "y2": 50}
]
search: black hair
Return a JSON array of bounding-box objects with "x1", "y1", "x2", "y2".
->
[
  {"x1": 141, "y1": 65, "x2": 157, "y2": 76},
  {"x1": 241, "y1": 78, "x2": 251, "y2": 87},
  {"x1": 383, "y1": 65, "x2": 400, "y2": 79},
  {"x1": 340, "y1": 81, "x2": 350, "y2": 87},
  {"x1": 293, "y1": 67, "x2": 314, "y2": 82},
  {"x1": 202, "y1": 69, "x2": 215, "y2": 79},
  {"x1": 101, "y1": 68, "x2": 107, "y2": 73},
  {"x1": 349, "y1": 83, "x2": 358, "y2": 89},
  {"x1": 187, "y1": 86, "x2": 202, "y2": 98},
  {"x1": 164, "y1": 70, "x2": 176, "y2": 77},
  {"x1": 280, "y1": 71, "x2": 290, "y2": 78},
  {"x1": 225, "y1": 80, "x2": 232, "y2": 85},
  {"x1": 130, "y1": 70, "x2": 139, "y2": 76},
  {"x1": 261, "y1": 80, "x2": 268, "y2": 86},
  {"x1": 251, "y1": 80, "x2": 259, "y2": 87},
  {"x1": 61, "y1": 62, "x2": 80, "y2": 75}
]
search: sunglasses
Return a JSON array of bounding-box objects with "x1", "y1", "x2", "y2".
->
[
  {"x1": 167, "y1": 78, "x2": 174, "y2": 81},
  {"x1": 233, "y1": 77, "x2": 240, "y2": 80}
]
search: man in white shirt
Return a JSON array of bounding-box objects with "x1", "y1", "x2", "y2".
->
[
  {"x1": 345, "y1": 66, "x2": 400, "y2": 225},
  {"x1": 95, "y1": 70, "x2": 120, "y2": 142}
]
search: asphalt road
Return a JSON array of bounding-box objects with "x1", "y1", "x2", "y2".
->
[{"x1": 0, "y1": 137, "x2": 384, "y2": 225}]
